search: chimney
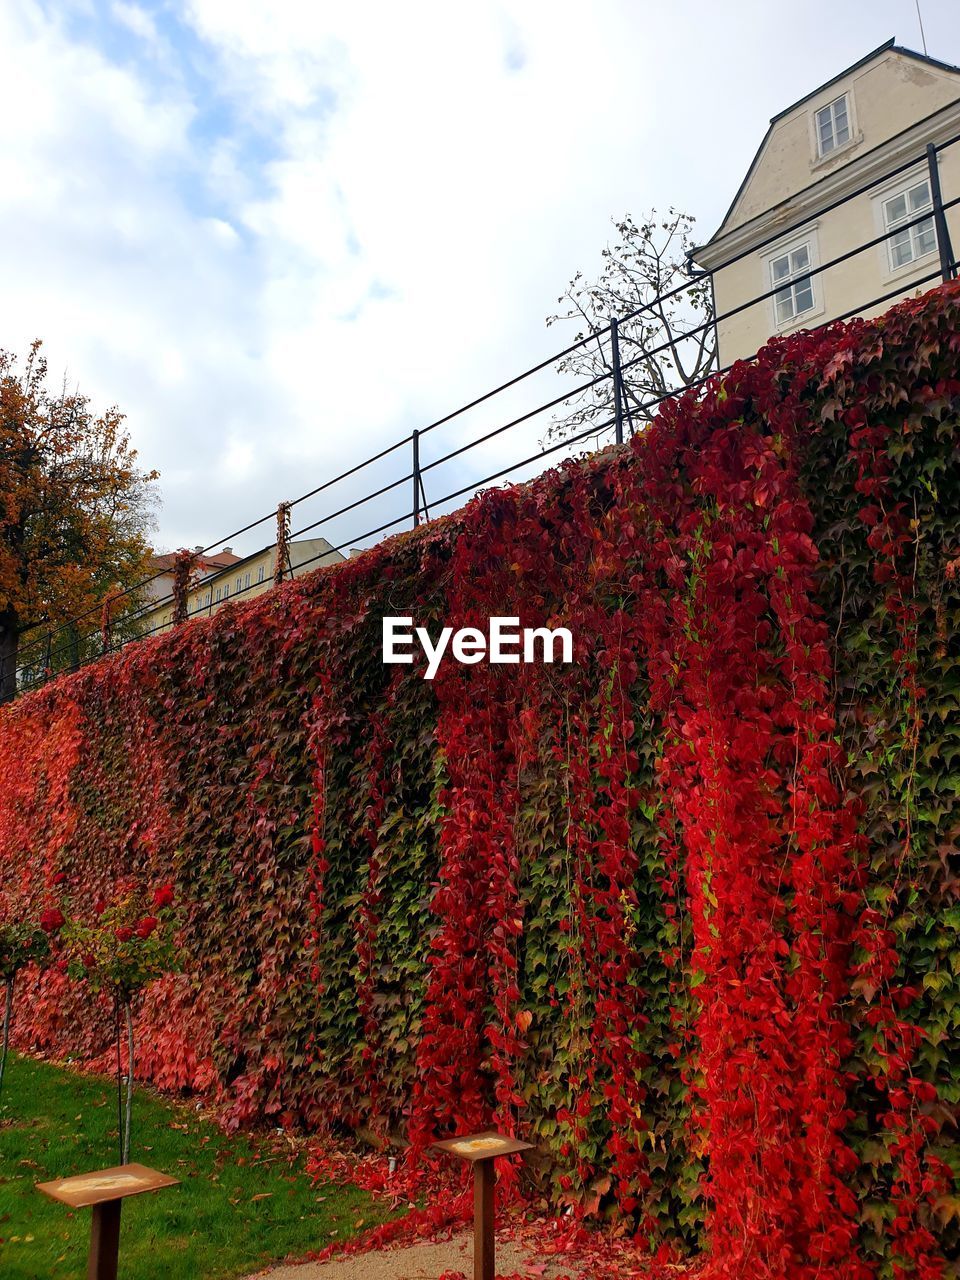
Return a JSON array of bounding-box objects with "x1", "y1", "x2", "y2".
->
[{"x1": 223, "y1": 546, "x2": 233, "y2": 555}]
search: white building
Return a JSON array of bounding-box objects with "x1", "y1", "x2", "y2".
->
[
  {"x1": 140, "y1": 538, "x2": 344, "y2": 637},
  {"x1": 692, "y1": 41, "x2": 960, "y2": 364}
]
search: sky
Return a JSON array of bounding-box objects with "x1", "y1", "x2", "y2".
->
[{"x1": 2, "y1": 0, "x2": 959, "y2": 560}]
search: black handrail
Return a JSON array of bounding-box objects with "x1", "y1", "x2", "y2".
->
[{"x1": 9, "y1": 132, "x2": 959, "y2": 696}]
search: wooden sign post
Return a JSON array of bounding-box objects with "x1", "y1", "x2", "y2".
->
[
  {"x1": 37, "y1": 1162, "x2": 179, "y2": 1280},
  {"x1": 432, "y1": 1131, "x2": 533, "y2": 1280}
]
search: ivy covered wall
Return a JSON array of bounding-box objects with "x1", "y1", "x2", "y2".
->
[{"x1": 2, "y1": 284, "x2": 960, "y2": 1278}]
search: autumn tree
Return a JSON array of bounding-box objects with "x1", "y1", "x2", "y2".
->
[
  {"x1": 546, "y1": 208, "x2": 717, "y2": 442},
  {"x1": 0, "y1": 342, "x2": 158, "y2": 700}
]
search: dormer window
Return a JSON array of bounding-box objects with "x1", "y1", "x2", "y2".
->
[{"x1": 815, "y1": 94, "x2": 850, "y2": 156}]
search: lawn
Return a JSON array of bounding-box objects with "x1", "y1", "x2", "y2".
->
[{"x1": 0, "y1": 1053, "x2": 390, "y2": 1279}]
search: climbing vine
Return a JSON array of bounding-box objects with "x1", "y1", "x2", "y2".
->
[{"x1": 1, "y1": 283, "x2": 959, "y2": 1277}]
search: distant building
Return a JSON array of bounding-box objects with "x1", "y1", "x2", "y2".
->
[
  {"x1": 692, "y1": 40, "x2": 960, "y2": 364},
  {"x1": 140, "y1": 538, "x2": 344, "y2": 637},
  {"x1": 143, "y1": 547, "x2": 243, "y2": 605}
]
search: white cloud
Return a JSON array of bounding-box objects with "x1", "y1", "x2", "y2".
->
[
  {"x1": 111, "y1": 1, "x2": 159, "y2": 45},
  {"x1": 1, "y1": 0, "x2": 959, "y2": 560}
]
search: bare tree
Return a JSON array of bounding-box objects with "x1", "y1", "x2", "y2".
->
[{"x1": 546, "y1": 209, "x2": 717, "y2": 443}]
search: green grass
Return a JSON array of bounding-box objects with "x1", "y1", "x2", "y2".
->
[{"x1": 0, "y1": 1053, "x2": 389, "y2": 1279}]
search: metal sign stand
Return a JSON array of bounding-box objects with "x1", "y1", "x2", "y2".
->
[
  {"x1": 37, "y1": 1162, "x2": 179, "y2": 1280},
  {"x1": 432, "y1": 1131, "x2": 533, "y2": 1280}
]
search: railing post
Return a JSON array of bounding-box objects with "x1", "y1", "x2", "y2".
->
[
  {"x1": 172, "y1": 553, "x2": 191, "y2": 625},
  {"x1": 412, "y1": 429, "x2": 421, "y2": 528},
  {"x1": 101, "y1": 593, "x2": 113, "y2": 654},
  {"x1": 927, "y1": 142, "x2": 956, "y2": 283},
  {"x1": 274, "y1": 502, "x2": 291, "y2": 587},
  {"x1": 610, "y1": 318, "x2": 624, "y2": 446}
]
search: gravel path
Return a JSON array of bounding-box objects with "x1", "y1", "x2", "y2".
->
[{"x1": 246, "y1": 1229, "x2": 569, "y2": 1279}]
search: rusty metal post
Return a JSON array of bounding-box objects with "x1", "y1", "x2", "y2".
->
[
  {"x1": 473, "y1": 1158, "x2": 496, "y2": 1280},
  {"x1": 172, "y1": 552, "x2": 195, "y2": 626},
  {"x1": 87, "y1": 1199, "x2": 122, "y2": 1280},
  {"x1": 432, "y1": 1132, "x2": 533, "y2": 1280},
  {"x1": 275, "y1": 501, "x2": 292, "y2": 586},
  {"x1": 100, "y1": 595, "x2": 113, "y2": 654}
]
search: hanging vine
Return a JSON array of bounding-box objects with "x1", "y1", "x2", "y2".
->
[{"x1": 1, "y1": 282, "x2": 959, "y2": 1279}]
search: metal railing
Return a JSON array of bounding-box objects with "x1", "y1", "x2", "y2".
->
[{"x1": 8, "y1": 130, "x2": 959, "y2": 696}]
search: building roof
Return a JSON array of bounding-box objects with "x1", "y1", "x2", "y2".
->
[
  {"x1": 769, "y1": 40, "x2": 960, "y2": 127},
  {"x1": 699, "y1": 40, "x2": 960, "y2": 251},
  {"x1": 149, "y1": 548, "x2": 242, "y2": 575},
  {"x1": 198, "y1": 551, "x2": 242, "y2": 568}
]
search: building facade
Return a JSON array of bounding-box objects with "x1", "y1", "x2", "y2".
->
[
  {"x1": 143, "y1": 547, "x2": 243, "y2": 606},
  {"x1": 140, "y1": 538, "x2": 344, "y2": 637},
  {"x1": 692, "y1": 41, "x2": 960, "y2": 365}
]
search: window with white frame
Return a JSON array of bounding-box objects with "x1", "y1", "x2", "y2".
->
[
  {"x1": 882, "y1": 178, "x2": 937, "y2": 271},
  {"x1": 244, "y1": 572, "x2": 251, "y2": 588},
  {"x1": 815, "y1": 95, "x2": 850, "y2": 157},
  {"x1": 214, "y1": 587, "x2": 221, "y2": 603},
  {"x1": 770, "y1": 243, "x2": 815, "y2": 325},
  {"x1": 257, "y1": 565, "x2": 265, "y2": 583}
]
